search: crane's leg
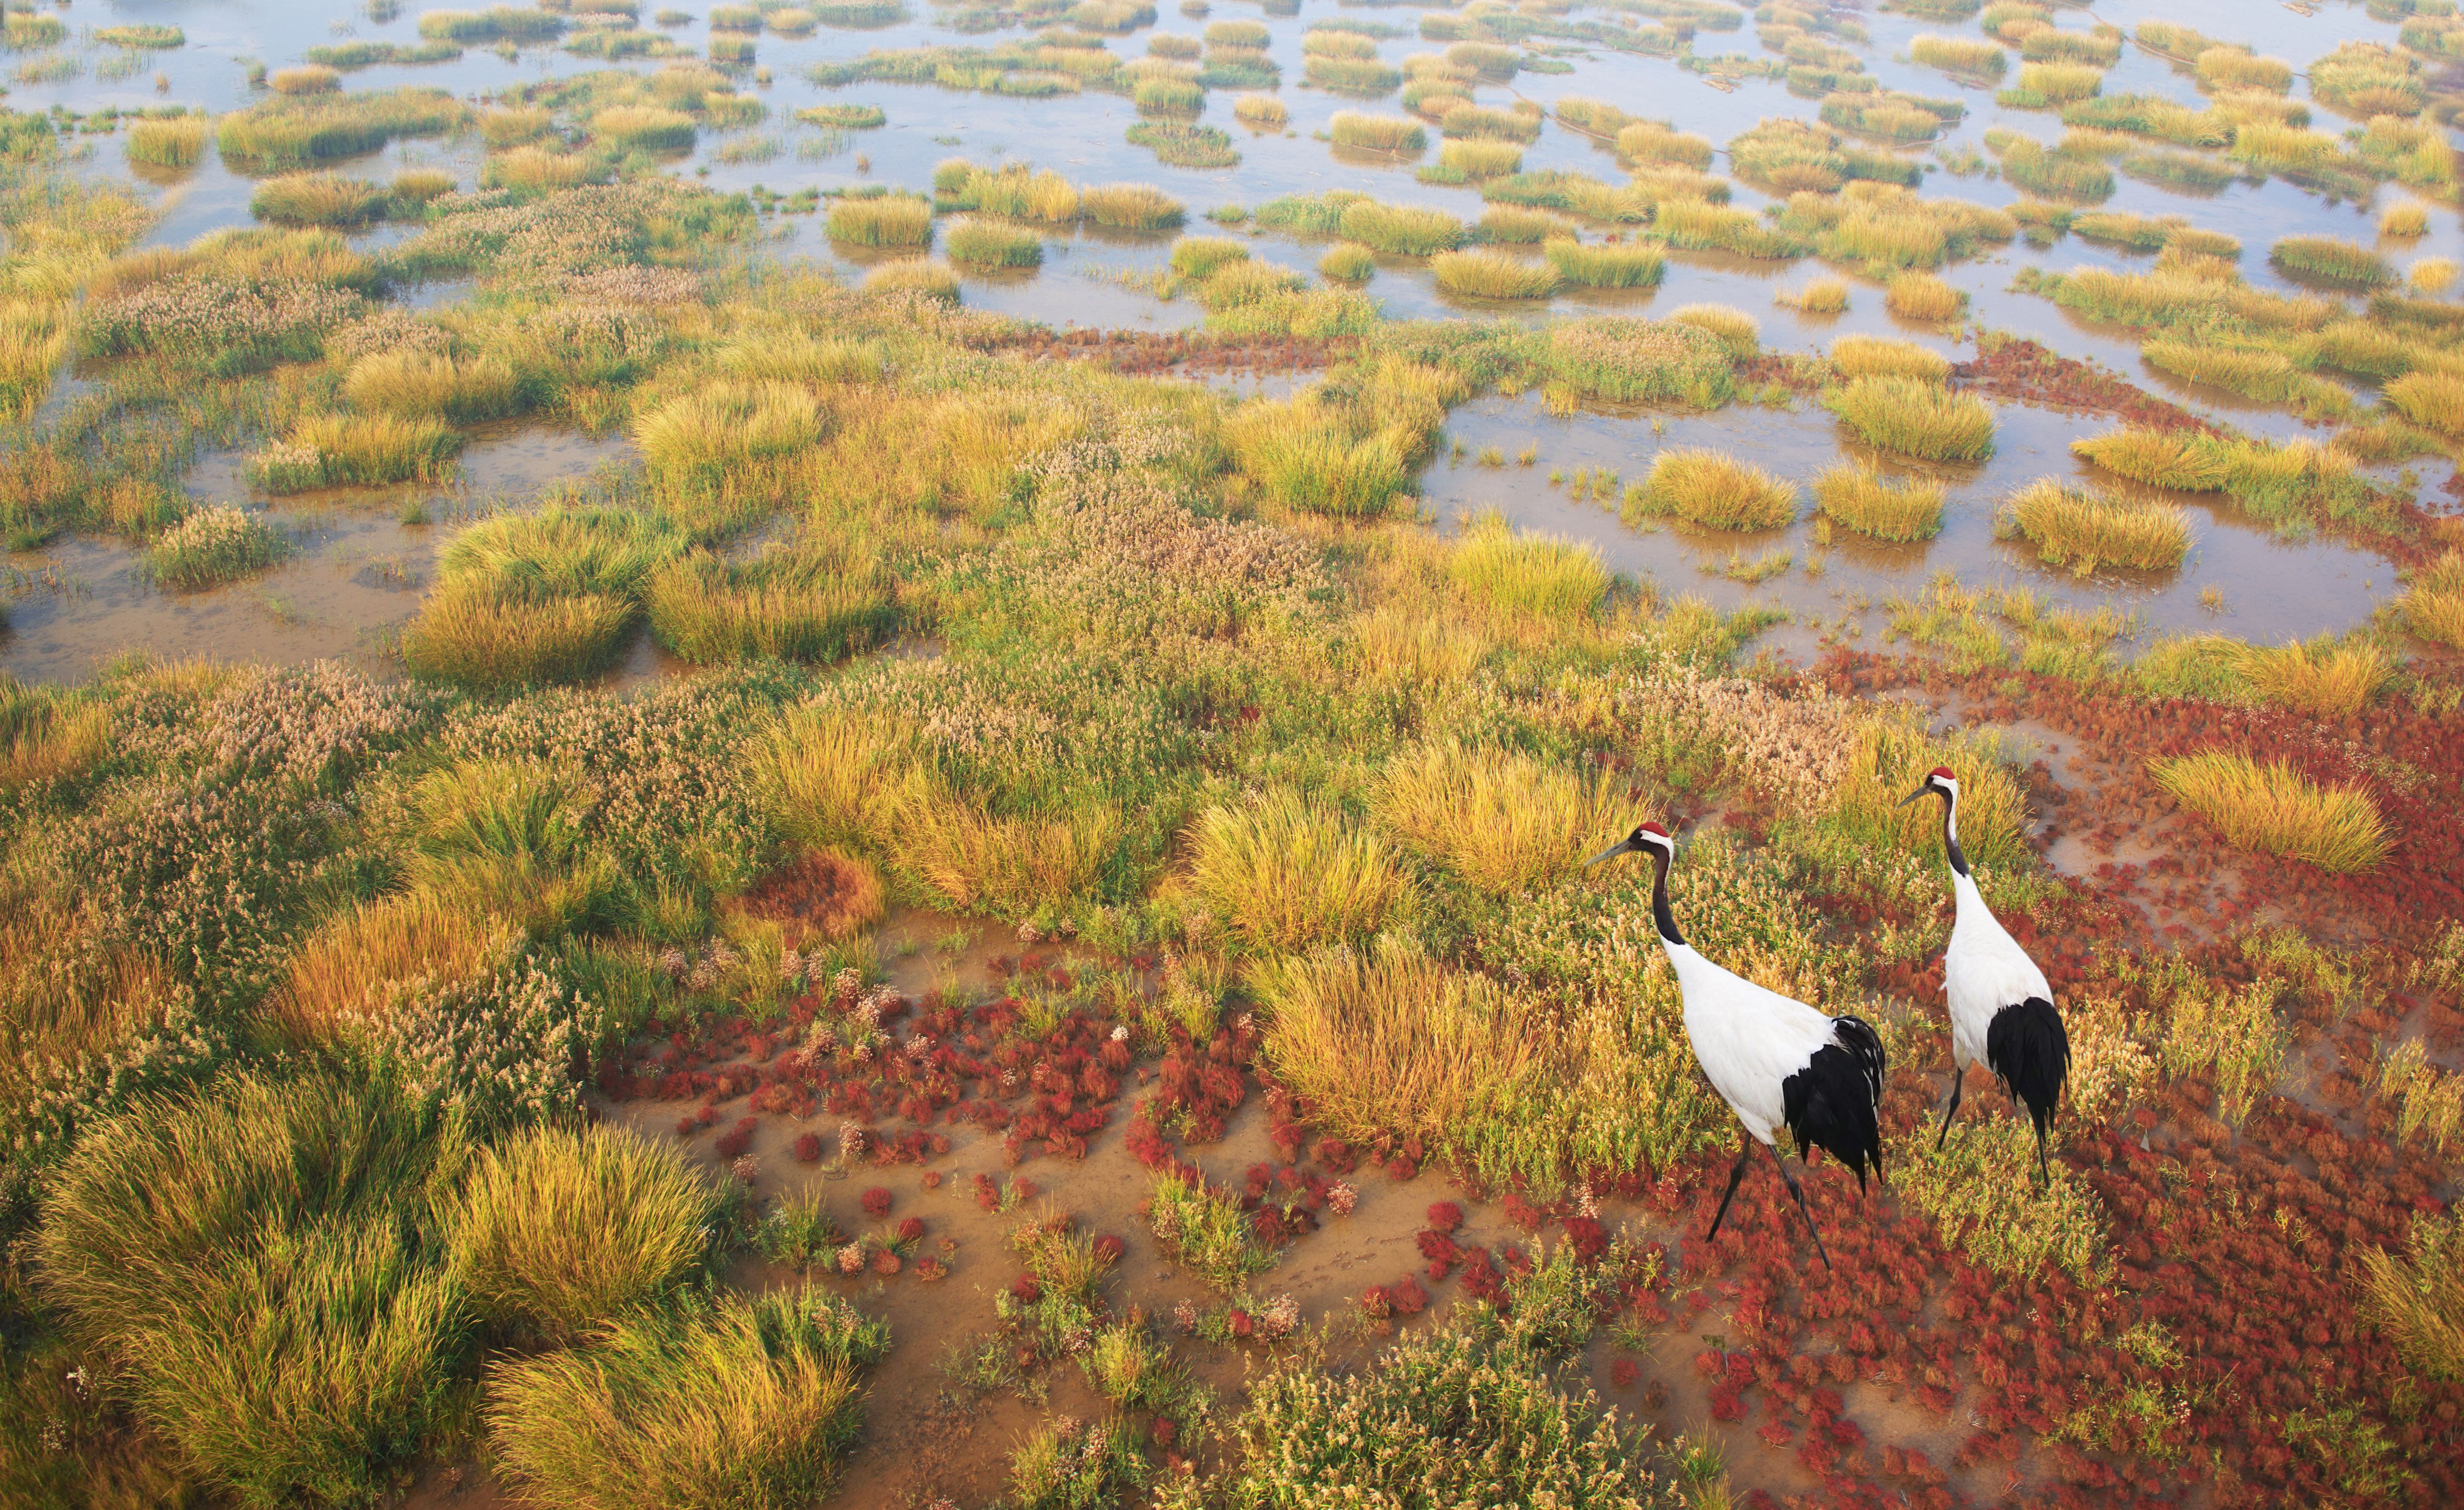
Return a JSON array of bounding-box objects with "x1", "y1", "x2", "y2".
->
[
  {"x1": 1766, "y1": 1142, "x2": 1833, "y2": 1273},
  {"x1": 1705, "y1": 1136, "x2": 1755, "y2": 1242},
  {"x1": 1934, "y1": 1066, "x2": 1966, "y2": 1152},
  {"x1": 2032, "y1": 1115, "x2": 2051, "y2": 1190}
]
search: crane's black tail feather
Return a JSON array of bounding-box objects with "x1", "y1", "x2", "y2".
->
[
  {"x1": 1986, "y1": 998, "x2": 2070, "y2": 1180},
  {"x1": 1783, "y1": 1014, "x2": 1888, "y2": 1192}
]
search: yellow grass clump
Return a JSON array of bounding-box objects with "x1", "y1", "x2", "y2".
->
[
  {"x1": 1999, "y1": 479, "x2": 2190, "y2": 574},
  {"x1": 1078, "y1": 182, "x2": 1185, "y2": 230},
  {"x1": 291, "y1": 412, "x2": 463, "y2": 485},
  {"x1": 1319, "y1": 243, "x2": 1376, "y2": 282},
  {"x1": 1777, "y1": 278, "x2": 1849, "y2": 313},
  {"x1": 1814, "y1": 462, "x2": 1944, "y2": 542},
  {"x1": 2382, "y1": 201, "x2": 2430, "y2": 239},
  {"x1": 1430, "y1": 249, "x2": 1559, "y2": 300},
  {"x1": 1440, "y1": 138, "x2": 1522, "y2": 177},
  {"x1": 275, "y1": 892, "x2": 519, "y2": 1042},
  {"x1": 251, "y1": 173, "x2": 390, "y2": 226},
  {"x1": 1232, "y1": 94, "x2": 1287, "y2": 129},
  {"x1": 484, "y1": 146, "x2": 596, "y2": 194},
  {"x1": 862, "y1": 258, "x2": 960, "y2": 302},
  {"x1": 1329, "y1": 112, "x2": 1426, "y2": 152},
  {"x1": 1885, "y1": 271, "x2": 1965, "y2": 320},
  {"x1": 593, "y1": 105, "x2": 697, "y2": 150},
  {"x1": 0, "y1": 301, "x2": 68, "y2": 424},
  {"x1": 2235, "y1": 639, "x2": 2393, "y2": 720},
  {"x1": 1615, "y1": 121, "x2": 1715, "y2": 167},
  {"x1": 1444, "y1": 515, "x2": 1609, "y2": 622},
  {"x1": 2402, "y1": 550, "x2": 2464, "y2": 648},
  {"x1": 127, "y1": 114, "x2": 211, "y2": 168},
  {"x1": 2152, "y1": 750, "x2": 2388, "y2": 872},
  {"x1": 1911, "y1": 34, "x2": 2005, "y2": 76},
  {"x1": 270, "y1": 65, "x2": 342, "y2": 96},
  {"x1": 901, "y1": 795, "x2": 1119, "y2": 926},
  {"x1": 1666, "y1": 303, "x2": 1759, "y2": 357},
  {"x1": 1189, "y1": 790, "x2": 1410, "y2": 953},
  {"x1": 1827, "y1": 375, "x2": 1994, "y2": 461},
  {"x1": 2361, "y1": 1211, "x2": 2464, "y2": 1384},
  {"x1": 345, "y1": 350, "x2": 523, "y2": 424},
  {"x1": 1544, "y1": 240, "x2": 1664, "y2": 289},
  {"x1": 400, "y1": 591, "x2": 636, "y2": 690},
  {"x1": 1638, "y1": 449, "x2": 1798, "y2": 531},
  {"x1": 1830, "y1": 334, "x2": 1951, "y2": 383},
  {"x1": 826, "y1": 192, "x2": 933, "y2": 247},
  {"x1": 2411, "y1": 258, "x2": 2457, "y2": 295},
  {"x1": 1376, "y1": 741, "x2": 1624, "y2": 895},
  {"x1": 2385, "y1": 370, "x2": 2464, "y2": 436},
  {"x1": 635, "y1": 381, "x2": 827, "y2": 491}
]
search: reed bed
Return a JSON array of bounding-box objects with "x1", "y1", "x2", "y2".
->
[
  {"x1": 270, "y1": 66, "x2": 342, "y2": 96},
  {"x1": 1439, "y1": 104, "x2": 1543, "y2": 144},
  {"x1": 1430, "y1": 249, "x2": 1558, "y2": 299},
  {"x1": 2152, "y1": 751, "x2": 2387, "y2": 873},
  {"x1": 484, "y1": 146, "x2": 597, "y2": 194},
  {"x1": 1133, "y1": 76, "x2": 1204, "y2": 115},
  {"x1": 1306, "y1": 55, "x2": 1403, "y2": 93},
  {"x1": 1999, "y1": 479, "x2": 2190, "y2": 573},
  {"x1": 1547, "y1": 317, "x2": 1734, "y2": 406},
  {"x1": 943, "y1": 217, "x2": 1043, "y2": 267},
  {"x1": 594, "y1": 104, "x2": 697, "y2": 150},
  {"x1": 826, "y1": 192, "x2": 933, "y2": 247},
  {"x1": 2001, "y1": 61, "x2": 2106, "y2": 107},
  {"x1": 1814, "y1": 462, "x2": 1944, "y2": 541},
  {"x1": 1337, "y1": 201, "x2": 1463, "y2": 256},
  {"x1": 1637, "y1": 449, "x2": 1797, "y2": 531},
  {"x1": 1827, "y1": 375, "x2": 1994, "y2": 461},
  {"x1": 2387, "y1": 370, "x2": 2464, "y2": 436},
  {"x1": 217, "y1": 86, "x2": 466, "y2": 165}
]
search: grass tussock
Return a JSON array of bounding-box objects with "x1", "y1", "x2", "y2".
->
[
  {"x1": 1441, "y1": 137, "x2": 1522, "y2": 178},
  {"x1": 1886, "y1": 271, "x2": 1965, "y2": 320},
  {"x1": 1667, "y1": 303, "x2": 1759, "y2": 357},
  {"x1": 1330, "y1": 113, "x2": 1426, "y2": 152},
  {"x1": 645, "y1": 544, "x2": 895, "y2": 665},
  {"x1": 2234, "y1": 639, "x2": 2394, "y2": 720},
  {"x1": 861, "y1": 259, "x2": 960, "y2": 302},
  {"x1": 1444, "y1": 515, "x2": 1610, "y2": 623},
  {"x1": 1999, "y1": 479, "x2": 2190, "y2": 574},
  {"x1": 275, "y1": 890, "x2": 517, "y2": 1041},
  {"x1": 636, "y1": 380, "x2": 828, "y2": 491},
  {"x1": 1777, "y1": 278, "x2": 1849, "y2": 314},
  {"x1": 826, "y1": 192, "x2": 933, "y2": 247},
  {"x1": 2270, "y1": 235, "x2": 2391, "y2": 288},
  {"x1": 127, "y1": 114, "x2": 211, "y2": 168},
  {"x1": 2361, "y1": 1212, "x2": 2464, "y2": 1384},
  {"x1": 1319, "y1": 243, "x2": 1376, "y2": 282},
  {"x1": 447, "y1": 1123, "x2": 715, "y2": 1345},
  {"x1": 251, "y1": 172, "x2": 390, "y2": 226},
  {"x1": 2384, "y1": 371, "x2": 2464, "y2": 436},
  {"x1": 1638, "y1": 449, "x2": 1798, "y2": 532},
  {"x1": 944, "y1": 217, "x2": 1044, "y2": 267},
  {"x1": 1079, "y1": 181, "x2": 1185, "y2": 230},
  {"x1": 1430, "y1": 249, "x2": 1558, "y2": 300},
  {"x1": 1827, "y1": 375, "x2": 1994, "y2": 461},
  {"x1": 1543, "y1": 240, "x2": 1663, "y2": 288},
  {"x1": 1814, "y1": 462, "x2": 1944, "y2": 541},
  {"x1": 1376, "y1": 741, "x2": 1623, "y2": 895},
  {"x1": 344, "y1": 350, "x2": 523, "y2": 423},
  {"x1": 2152, "y1": 750, "x2": 2388, "y2": 872},
  {"x1": 2405, "y1": 551, "x2": 2464, "y2": 649},
  {"x1": 1232, "y1": 93, "x2": 1287, "y2": 128},
  {"x1": 1189, "y1": 790, "x2": 1410, "y2": 953},
  {"x1": 487, "y1": 1286, "x2": 889, "y2": 1510},
  {"x1": 1911, "y1": 34, "x2": 2005, "y2": 75},
  {"x1": 1831, "y1": 335, "x2": 1950, "y2": 383}
]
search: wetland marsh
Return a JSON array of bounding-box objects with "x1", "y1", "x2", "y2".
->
[{"x1": 4, "y1": 0, "x2": 2464, "y2": 1505}]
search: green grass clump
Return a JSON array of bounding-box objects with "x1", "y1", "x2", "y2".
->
[
  {"x1": 1638, "y1": 448, "x2": 1796, "y2": 530},
  {"x1": 1993, "y1": 137, "x2": 2114, "y2": 200},
  {"x1": 217, "y1": 87, "x2": 467, "y2": 165},
  {"x1": 1476, "y1": 206, "x2": 1574, "y2": 243},
  {"x1": 1999, "y1": 479, "x2": 2189, "y2": 573},
  {"x1": 2152, "y1": 751, "x2": 2387, "y2": 873},
  {"x1": 1190, "y1": 790, "x2": 1409, "y2": 951},
  {"x1": 147, "y1": 505, "x2": 289, "y2": 589},
  {"x1": 1169, "y1": 235, "x2": 1249, "y2": 279},
  {"x1": 1999, "y1": 61, "x2": 2105, "y2": 108},
  {"x1": 1330, "y1": 112, "x2": 1427, "y2": 151},
  {"x1": 418, "y1": 7, "x2": 567, "y2": 42},
  {"x1": 1668, "y1": 303, "x2": 1760, "y2": 357},
  {"x1": 35, "y1": 1072, "x2": 471, "y2": 1509},
  {"x1": 1547, "y1": 316, "x2": 1733, "y2": 406},
  {"x1": 1911, "y1": 34, "x2": 2005, "y2": 75},
  {"x1": 1543, "y1": 240, "x2": 1663, "y2": 288},
  {"x1": 1133, "y1": 76, "x2": 1205, "y2": 115},
  {"x1": 1440, "y1": 104, "x2": 1543, "y2": 143},
  {"x1": 2309, "y1": 40, "x2": 2424, "y2": 118},
  {"x1": 1613, "y1": 120, "x2": 1714, "y2": 170},
  {"x1": 826, "y1": 192, "x2": 933, "y2": 247},
  {"x1": 1079, "y1": 181, "x2": 1186, "y2": 230},
  {"x1": 1655, "y1": 199, "x2": 1807, "y2": 259},
  {"x1": 250, "y1": 172, "x2": 390, "y2": 226},
  {"x1": 96, "y1": 22, "x2": 186, "y2": 47},
  {"x1": 944, "y1": 217, "x2": 1044, "y2": 267},
  {"x1": 800, "y1": 103, "x2": 886, "y2": 128},
  {"x1": 2269, "y1": 235, "x2": 2392, "y2": 288},
  {"x1": 446, "y1": 1124, "x2": 716, "y2": 1345},
  {"x1": 401, "y1": 504, "x2": 686, "y2": 688},
  {"x1": 594, "y1": 104, "x2": 697, "y2": 150},
  {"x1": 1430, "y1": 249, "x2": 1558, "y2": 299},
  {"x1": 487, "y1": 1286, "x2": 890, "y2": 1510},
  {"x1": 1814, "y1": 462, "x2": 1944, "y2": 541},
  {"x1": 1336, "y1": 200, "x2": 1463, "y2": 256},
  {"x1": 646, "y1": 544, "x2": 895, "y2": 664},
  {"x1": 1127, "y1": 121, "x2": 1242, "y2": 168},
  {"x1": 345, "y1": 350, "x2": 525, "y2": 424},
  {"x1": 1827, "y1": 375, "x2": 1994, "y2": 461},
  {"x1": 1307, "y1": 55, "x2": 1403, "y2": 93},
  {"x1": 127, "y1": 114, "x2": 211, "y2": 167},
  {"x1": 1319, "y1": 243, "x2": 1376, "y2": 281},
  {"x1": 1445, "y1": 515, "x2": 1609, "y2": 621},
  {"x1": 2387, "y1": 370, "x2": 2464, "y2": 436}
]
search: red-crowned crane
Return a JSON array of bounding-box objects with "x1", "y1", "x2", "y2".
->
[
  {"x1": 1589, "y1": 821, "x2": 1885, "y2": 1270},
  {"x1": 1900, "y1": 766, "x2": 2069, "y2": 1185}
]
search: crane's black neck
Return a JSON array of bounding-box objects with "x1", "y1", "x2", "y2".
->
[
  {"x1": 1937, "y1": 789, "x2": 1970, "y2": 879},
  {"x1": 1650, "y1": 846, "x2": 1685, "y2": 947}
]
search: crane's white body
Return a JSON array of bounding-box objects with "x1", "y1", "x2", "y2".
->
[
  {"x1": 1943, "y1": 867, "x2": 2051, "y2": 1072},
  {"x1": 1663, "y1": 937, "x2": 1842, "y2": 1150}
]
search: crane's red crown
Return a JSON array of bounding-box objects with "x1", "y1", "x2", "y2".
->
[
  {"x1": 1929, "y1": 766, "x2": 1957, "y2": 780},
  {"x1": 1640, "y1": 821, "x2": 1671, "y2": 838}
]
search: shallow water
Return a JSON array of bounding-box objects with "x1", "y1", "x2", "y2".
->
[{"x1": 3, "y1": 0, "x2": 2455, "y2": 680}]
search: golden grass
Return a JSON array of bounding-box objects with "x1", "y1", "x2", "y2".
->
[
  {"x1": 0, "y1": 686, "x2": 112, "y2": 795},
  {"x1": 644, "y1": 548, "x2": 893, "y2": 665},
  {"x1": 2000, "y1": 479, "x2": 2190, "y2": 573},
  {"x1": 446, "y1": 1123, "x2": 713, "y2": 1345},
  {"x1": 1376, "y1": 741, "x2": 1624, "y2": 895},
  {"x1": 1885, "y1": 270, "x2": 1964, "y2": 320},
  {"x1": 1189, "y1": 790, "x2": 1409, "y2": 953},
  {"x1": 484, "y1": 146, "x2": 596, "y2": 193},
  {"x1": 1837, "y1": 717, "x2": 2032, "y2": 872},
  {"x1": 1337, "y1": 200, "x2": 1464, "y2": 255},
  {"x1": 292, "y1": 412, "x2": 462, "y2": 485},
  {"x1": 2361, "y1": 1212, "x2": 2464, "y2": 1384},
  {"x1": 2152, "y1": 750, "x2": 2388, "y2": 872},
  {"x1": 756, "y1": 707, "x2": 927, "y2": 853},
  {"x1": 635, "y1": 380, "x2": 827, "y2": 489},
  {"x1": 1544, "y1": 240, "x2": 1663, "y2": 288},
  {"x1": 2382, "y1": 201, "x2": 2431, "y2": 239},
  {"x1": 345, "y1": 350, "x2": 523, "y2": 423},
  {"x1": 1814, "y1": 462, "x2": 1944, "y2": 542},
  {"x1": 1830, "y1": 334, "x2": 1951, "y2": 383},
  {"x1": 1330, "y1": 112, "x2": 1426, "y2": 151},
  {"x1": 1615, "y1": 120, "x2": 1716, "y2": 167},
  {"x1": 826, "y1": 192, "x2": 933, "y2": 247},
  {"x1": 251, "y1": 172, "x2": 390, "y2": 226},
  {"x1": 1827, "y1": 375, "x2": 1994, "y2": 461},
  {"x1": 943, "y1": 216, "x2": 1043, "y2": 267},
  {"x1": 2195, "y1": 48, "x2": 2291, "y2": 94},
  {"x1": 861, "y1": 258, "x2": 960, "y2": 302},
  {"x1": 1430, "y1": 248, "x2": 1558, "y2": 299},
  {"x1": 1442, "y1": 138, "x2": 1523, "y2": 177},
  {"x1": 392, "y1": 169, "x2": 455, "y2": 203},
  {"x1": 593, "y1": 104, "x2": 697, "y2": 150},
  {"x1": 1475, "y1": 205, "x2": 1571, "y2": 244},
  {"x1": 2068, "y1": 428, "x2": 2233, "y2": 490},
  {"x1": 1776, "y1": 277, "x2": 1848, "y2": 313},
  {"x1": 1444, "y1": 515, "x2": 1609, "y2": 621},
  {"x1": 127, "y1": 114, "x2": 211, "y2": 168},
  {"x1": 1911, "y1": 34, "x2": 2005, "y2": 75},
  {"x1": 1638, "y1": 448, "x2": 1798, "y2": 531},
  {"x1": 275, "y1": 892, "x2": 518, "y2": 1042},
  {"x1": 1253, "y1": 938, "x2": 1549, "y2": 1151},
  {"x1": 2385, "y1": 370, "x2": 2464, "y2": 436},
  {"x1": 899, "y1": 794, "x2": 1119, "y2": 918},
  {"x1": 270, "y1": 65, "x2": 342, "y2": 96},
  {"x1": 1078, "y1": 181, "x2": 1185, "y2": 230},
  {"x1": 2404, "y1": 551, "x2": 2464, "y2": 648},
  {"x1": 2011, "y1": 61, "x2": 2105, "y2": 103},
  {"x1": 0, "y1": 300, "x2": 68, "y2": 424},
  {"x1": 1666, "y1": 302, "x2": 1759, "y2": 357},
  {"x1": 1318, "y1": 242, "x2": 1376, "y2": 281},
  {"x1": 2234, "y1": 639, "x2": 2393, "y2": 720},
  {"x1": 2412, "y1": 258, "x2": 2457, "y2": 295},
  {"x1": 399, "y1": 589, "x2": 636, "y2": 689},
  {"x1": 1232, "y1": 93, "x2": 1287, "y2": 128}
]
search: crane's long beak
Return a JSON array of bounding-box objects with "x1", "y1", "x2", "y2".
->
[
  {"x1": 1585, "y1": 837, "x2": 1640, "y2": 870},
  {"x1": 1895, "y1": 786, "x2": 1930, "y2": 808}
]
